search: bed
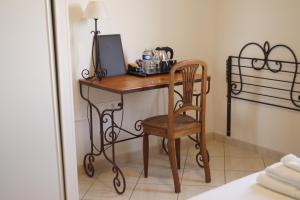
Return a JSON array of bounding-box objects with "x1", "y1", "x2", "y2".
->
[{"x1": 189, "y1": 172, "x2": 293, "y2": 200}]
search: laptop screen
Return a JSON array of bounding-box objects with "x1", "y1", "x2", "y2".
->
[{"x1": 96, "y1": 34, "x2": 126, "y2": 76}]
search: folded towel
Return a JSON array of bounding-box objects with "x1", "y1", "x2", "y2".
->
[
  {"x1": 266, "y1": 162, "x2": 300, "y2": 189},
  {"x1": 257, "y1": 172, "x2": 300, "y2": 200},
  {"x1": 281, "y1": 154, "x2": 298, "y2": 163},
  {"x1": 281, "y1": 154, "x2": 300, "y2": 172}
]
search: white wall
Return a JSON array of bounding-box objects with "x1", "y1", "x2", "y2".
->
[
  {"x1": 214, "y1": 0, "x2": 300, "y2": 155},
  {"x1": 68, "y1": 0, "x2": 217, "y2": 165}
]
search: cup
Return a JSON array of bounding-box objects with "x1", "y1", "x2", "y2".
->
[{"x1": 160, "y1": 61, "x2": 170, "y2": 73}]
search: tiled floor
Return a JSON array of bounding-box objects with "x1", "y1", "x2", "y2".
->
[{"x1": 78, "y1": 139, "x2": 280, "y2": 200}]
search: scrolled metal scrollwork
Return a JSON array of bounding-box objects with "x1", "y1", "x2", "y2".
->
[
  {"x1": 102, "y1": 112, "x2": 110, "y2": 123},
  {"x1": 102, "y1": 100, "x2": 124, "y2": 144},
  {"x1": 83, "y1": 153, "x2": 95, "y2": 177},
  {"x1": 103, "y1": 117, "x2": 144, "y2": 146},
  {"x1": 134, "y1": 120, "x2": 143, "y2": 132},
  {"x1": 187, "y1": 135, "x2": 211, "y2": 168},
  {"x1": 195, "y1": 149, "x2": 210, "y2": 168},
  {"x1": 174, "y1": 89, "x2": 184, "y2": 111},
  {"x1": 251, "y1": 58, "x2": 266, "y2": 71},
  {"x1": 174, "y1": 90, "x2": 183, "y2": 99},
  {"x1": 227, "y1": 41, "x2": 300, "y2": 136},
  {"x1": 231, "y1": 82, "x2": 238, "y2": 91},
  {"x1": 268, "y1": 44, "x2": 299, "y2": 107},
  {"x1": 174, "y1": 99, "x2": 183, "y2": 111},
  {"x1": 161, "y1": 137, "x2": 211, "y2": 168},
  {"x1": 104, "y1": 127, "x2": 118, "y2": 144},
  {"x1": 112, "y1": 120, "x2": 144, "y2": 137},
  {"x1": 102, "y1": 112, "x2": 119, "y2": 144},
  {"x1": 81, "y1": 68, "x2": 94, "y2": 80},
  {"x1": 112, "y1": 165, "x2": 126, "y2": 194},
  {"x1": 162, "y1": 138, "x2": 168, "y2": 154},
  {"x1": 233, "y1": 41, "x2": 300, "y2": 107}
]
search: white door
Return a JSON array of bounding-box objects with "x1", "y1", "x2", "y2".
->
[{"x1": 0, "y1": 0, "x2": 64, "y2": 199}]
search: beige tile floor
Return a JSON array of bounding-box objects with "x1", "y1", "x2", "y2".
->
[{"x1": 78, "y1": 139, "x2": 280, "y2": 200}]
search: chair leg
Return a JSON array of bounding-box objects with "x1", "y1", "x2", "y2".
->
[
  {"x1": 167, "y1": 139, "x2": 181, "y2": 193},
  {"x1": 199, "y1": 132, "x2": 211, "y2": 183},
  {"x1": 175, "y1": 138, "x2": 180, "y2": 169},
  {"x1": 143, "y1": 133, "x2": 149, "y2": 178}
]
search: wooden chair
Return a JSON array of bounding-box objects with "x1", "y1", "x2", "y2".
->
[{"x1": 142, "y1": 60, "x2": 211, "y2": 193}]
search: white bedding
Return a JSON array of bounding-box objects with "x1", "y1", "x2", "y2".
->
[{"x1": 188, "y1": 172, "x2": 294, "y2": 200}]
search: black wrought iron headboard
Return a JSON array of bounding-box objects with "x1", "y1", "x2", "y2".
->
[{"x1": 226, "y1": 41, "x2": 300, "y2": 136}]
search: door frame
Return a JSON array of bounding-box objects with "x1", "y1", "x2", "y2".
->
[{"x1": 51, "y1": 0, "x2": 79, "y2": 199}]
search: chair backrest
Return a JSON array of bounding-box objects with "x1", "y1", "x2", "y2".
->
[{"x1": 167, "y1": 60, "x2": 208, "y2": 138}]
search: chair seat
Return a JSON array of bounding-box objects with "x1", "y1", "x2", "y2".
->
[{"x1": 142, "y1": 114, "x2": 200, "y2": 138}]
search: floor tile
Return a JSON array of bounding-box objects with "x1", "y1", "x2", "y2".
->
[
  {"x1": 185, "y1": 156, "x2": 224, "y2": 170},
  {"x1": 79, "y1": 179, "x2": 95, "y2": 199},
  {"x1": 182, "y1": 169, "x2": 225, "y2": 187},
  {"x1": 225, "y1": 157, "x2": 264, "y2": 171},
  {"x1": 83, "y1": 180, "x2": 135, "y2": 200},
  {"x1": 78, "y1": 171, "x2": 99, "y2": 182},
  {"x1": 78, "y1": 173, "x2": 99, "y2": 199},
  {"x1": 225, "y1": 144, "x2": 261, "y2": 158},
  {"x1": 139, "y1": 150, "x2": 188, "y2": 168},
  {"x1": 77, "y1": 138, "x2": 284, "y2": 199},
  {"x1": 225, "y1": 170, "x2": 256, "y2": 183},
  {"x1": 207, "y1": 141, "x2": 225, "y2": 157},
  {"x1": 259, "y1": 148, "x2": 284, "y2": 160},
  {"x1": 130, "y1": 183, "x2": 178, "y2": 200},
  {"x1": 178, "y1": 185, "x2": 215, "y2": 200},
  {"x1": 188, "y1": 141, "x2": 224, "y2": 157},
  {"x1": 96, "y1": 166, "x2": 142, "y2": 184},
  {"x1": 138, "y1": 165, "x2": 184, "y2": 185},
  {"x1": 148, "y1": 154, "x2": 179, "y2": 168},
  {"x1": 263, "y1": 157, "x2": 280, "y2": 167},
  {"x1": 117, "y1": 157, "x2": 144, "y2": 169}
]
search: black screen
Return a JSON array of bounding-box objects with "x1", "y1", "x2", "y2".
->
[{"x1": 96, "y1": 34, "x2": 126, "y2": 76}]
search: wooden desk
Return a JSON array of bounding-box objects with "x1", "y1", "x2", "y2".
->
[
  {"x1": 79, "y1": 73, "x2": 210, "y2": 94},
  {"x1": 79, "y1": 73, "x2": 210, "y2": 194}
]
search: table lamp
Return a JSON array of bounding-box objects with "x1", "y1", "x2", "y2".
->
[{"x1": 81, "y1": 1, "x2": 107, "y2": 80}]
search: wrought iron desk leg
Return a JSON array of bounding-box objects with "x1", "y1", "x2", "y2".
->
[
  {"x1": 79, "y1": 84, "x2": 126, "y2": 194},
  {"x1": 79, "y1": 84, "x2": 102, "y2": 177},
  {"x1": 101, "y1": 95, "x2": 126, "y2": 194}
]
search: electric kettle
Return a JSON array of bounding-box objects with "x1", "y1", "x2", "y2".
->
[{"x1": 153, "y1": 47, "x2": 174, "y2": 61}]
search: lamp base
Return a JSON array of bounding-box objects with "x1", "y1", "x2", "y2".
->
[
  {"x1": 95, "y1": 67, "x2": 107, "y2": 80},
  {"x1": 81, "y1": 18, "x2": 106, "y2": 81}
]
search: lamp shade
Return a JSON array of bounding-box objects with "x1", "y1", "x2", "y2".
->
[{"x1": 84, "y1": 1, "x2": 107, "y2": 19}]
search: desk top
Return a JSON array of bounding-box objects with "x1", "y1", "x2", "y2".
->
[{"x1": 79, "y1": 73, "x2": 210, "y2": 94}]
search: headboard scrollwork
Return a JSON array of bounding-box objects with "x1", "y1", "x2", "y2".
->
[{"x1": 227, "y1": 41, "x2": 300, "y2": 136}]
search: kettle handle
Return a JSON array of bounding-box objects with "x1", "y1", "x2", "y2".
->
[{"x1": 155, "y1": 47, "x2": 174, "y2": 59}]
